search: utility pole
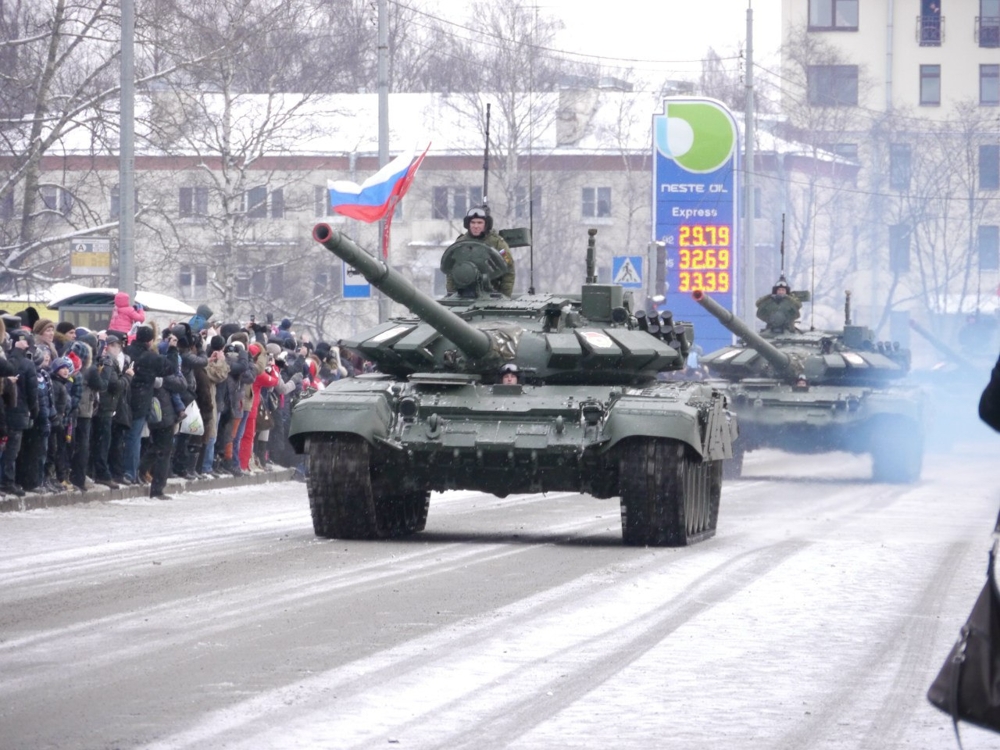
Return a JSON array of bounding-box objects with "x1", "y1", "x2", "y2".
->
[
  {"x1": 118, "y1": 0, "x2": 135, "y2": 296},
  {"x1": 377, "y1": 0, "x2": 390, "y2": 323},
  {"x1": 743, "y1": 2, "x2": 756, "y2": 321}
]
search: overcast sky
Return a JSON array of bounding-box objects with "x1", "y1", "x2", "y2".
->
[{"x1": 427, "y1": 0, "x2": 783, "y2": 87}]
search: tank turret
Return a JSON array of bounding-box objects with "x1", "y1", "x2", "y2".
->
[
  {"x1": 691, "y1": 290, "x2": 924, "y2": 484},
  {"x1": 692, "y1": 290, "x2": 796, "y2": 376},
  {"x1": 312, "y1": 222, "x2": 691, "y2": 385},
  {"x1": 289, "y1": 224, "x2": 737, "y2": 548},
  {"x1": 314, "y1": 224, "x2": 494, "y2": 361},
  {"x1": 693, "y1": 290, "x2": 911, "y2": 385}
]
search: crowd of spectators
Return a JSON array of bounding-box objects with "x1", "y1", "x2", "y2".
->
[{"x1": 0, "y1": 292, "x2": 363, "y2": 500}]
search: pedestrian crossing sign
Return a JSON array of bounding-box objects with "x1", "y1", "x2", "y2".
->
[{"x1": 612, "y1": 256, "x2": 643, "y2": 288}]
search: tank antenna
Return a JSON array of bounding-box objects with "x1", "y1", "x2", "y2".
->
[
  {"x1": 482, "y1": 103, "x2": 491, "y2": 208},
  {"x1": 845, "y1": 290, "x2": 852, "y2": 325},
  {"x1": 527, "y1": 9, "x2": 537, "y2": 295}
]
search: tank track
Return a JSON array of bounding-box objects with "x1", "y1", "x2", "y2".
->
[
  {"x1": 618, "y1": 439, "x2": 721, "y2": 546},
  {"x1": 308, "y1": 435, "x2": 429, "y2": 539}
]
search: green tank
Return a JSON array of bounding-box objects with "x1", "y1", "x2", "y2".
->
[
  {"x1": 693, "y1": 290, "x2": 925, "y2": 483},
  {"x1": 287, "y1": 224, "x2": 737, "y2": 547}
]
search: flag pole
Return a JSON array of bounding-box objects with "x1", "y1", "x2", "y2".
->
[{"x1": 377, "y1": 0, "x2": 390, "y2": 323}]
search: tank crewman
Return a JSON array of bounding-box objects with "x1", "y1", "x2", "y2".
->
[
  {"x1": 498, "y1": 362, "x2": 519, "y2": 385},
  {"x1": 446, "y1": 205, "x2": 515, "y2": 296},
  {"x1": 755, "y1": 274, "x2": 802, "y2": 334}
]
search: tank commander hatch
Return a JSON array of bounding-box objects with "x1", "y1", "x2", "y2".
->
[
  {"x1": 446, "y1": 205, "x2": 515, "y2": 297},
  {"x1": 756, "y1": 274, "x2": 802, "y2": 334}
]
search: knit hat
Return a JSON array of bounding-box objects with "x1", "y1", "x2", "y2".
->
[
  {"x1": 32, "y1": 347, "x2": 49, "y2": 367},
  {"x1": 56, "y1": 321, "x2": 76, "y2": 335},
  {"x1": 265, "y1": 342, "x2": 281, "y2": 356},
  {"x1": 280, "y1": 318, "x2": 292, "y2": 330},
  {"x1": 32, "y1": 318, "x2": 55, "y2": 335},
  {"x1": 209, "y1": 335, "x2": 226, "y2": 353},
  {"x1": 248, "y1": 342, "x2": 262, "y2": 357},
  {"x1": 315, "y1": 341, "x2": 332, "y2": 360},
  {"x1": 7, "y1": 328, "x2": 32, "y2": 344},
  {"x1": 135, "y1": 325, "x2": 155, "y2": 344},
  {"x1": 51, "y1": 357, "x2": 72, "y2": 375},
  {"x1": 75, "y1": 327, "x2": 90, "y2": 339}
]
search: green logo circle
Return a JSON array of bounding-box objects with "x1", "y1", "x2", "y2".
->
[{"x1": 655, "y1": 101, "x2": 736, "y2": 173}]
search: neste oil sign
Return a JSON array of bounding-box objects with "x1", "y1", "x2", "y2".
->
[{"x1": 652, "y1": 98, "x2": 739, "y2": 354}]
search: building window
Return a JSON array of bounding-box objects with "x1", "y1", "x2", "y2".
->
[
  {"x1": 270, "y1": 266, "x2": 284, "y2": 298},
  {"x1": 978, "y1": 0, "x2": 1000, "y2": 47},
  {"x1": 920, "y1": 65, "x2": 941, "y2": 106},
  {"x1": 313, "y1": 266, "x2": 341, "y2": 297},
  {"x1": 514, "y1": 186, "x2": 541, "y2": 219},
  {"x1": 178, "y1": 264, "x2": 208, "y2": 298},
  {"x1": 40, "y1": 186, "x2": 73, "y2": 217},
  {"x1": 808, "y1": 0, "x2": 859, "y2": 30},
  {"x1": 0, "y1": 192, "x2": 13, "y2": 220},
  {"x1": 431, "y1": 186, "x2": 483, "y2": 220},
  {"x1": 244, "y1": 186, "x2": 283, "y2": 219},
  {"x1": 236, "y1": 272, "x2": 251, "y2": 298},
  {"x1": 889, "y1": 224, "x2": 910, "y2": 273},
  {"x1": 918, "y1": 1, "x2": 943, "y2": 45},
  {"x1": 889, "y1": 144, "x2": 912, "y2": 191},
  {"x1": 251, "y1": 268, "x2": 267, "y2": 296},
  {"x1": 807, "y1": 65, "x2": 859, "y2": 106},
  {"x1": 582, "y1": 187, "x2": 612, "y2": 218},
  {"x1": 982, "y1": 145, "x2": 1000, "y2": 189},
  {"x1": 982, "y1": 64, "x2": 1000, "y2": 105},
  {"x1": 979, "y1": 225, "x2": 1000, "y2": 270},
  {"x1": 179, "y1": 186, "x2": 208, "y2": 218}
]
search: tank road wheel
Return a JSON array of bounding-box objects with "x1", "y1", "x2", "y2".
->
[
  {"x1": 723, "y1": 438, "x2": 745, "y2": 480},
  {"x1": 307, "y1": 435, "x2": 379, "y2": 539},
  {"x1": 871, "y1": 418, "x2": 924, "y2": 484},
  {"x1": 618, "y1": 439, "x2": 720, "y2": 547}
]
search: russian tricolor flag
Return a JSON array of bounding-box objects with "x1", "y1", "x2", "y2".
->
[{"x1": 328, "y1": 145, "x2": 430, "y2": 223}]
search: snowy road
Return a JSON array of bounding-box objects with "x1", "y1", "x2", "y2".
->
[{"x1": 1, "y1": 446, "x2": 999, "y2": 749}]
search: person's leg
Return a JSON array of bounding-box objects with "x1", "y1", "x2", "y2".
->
[
  {"x1": 148, "y1": 427, "x2": 174, "y2": 496},
  {"x1": 123, "y1": 416, "x2": 147, "y2": 481}
]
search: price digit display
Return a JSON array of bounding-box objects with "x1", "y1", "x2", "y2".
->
[{"x1": 674, "y1": 224, "x2": 732, "y2": 293}]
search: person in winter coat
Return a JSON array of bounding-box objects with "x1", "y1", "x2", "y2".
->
[
  {"x1": 68, "y1": 339, "x2": 108, "y2": 492},
  {"x1": 980, "y1": 351, "x2": 1000, "y2": 432},
  {"x1": 198, "y1": 335, "x2": 229, "y2": 476},
  {"x1": 32, "y1": 319, "x2": 59, "y2": 363},
  {"x1": 54, "y1": 321, "x2": 76, "y2": 356},
  {"x1": 2, "y1": 329, "x2": 38, "y2": 497},
  {"x1": 239, "y1": 343, "x2": 278, "y2": 471},
  {"x1": 170, "y1": 328, "x2": 207, "y2": 479},
  {"x1": 18, "y1": 347, "x2": 53, "y2": 491},
  {"x1": 122, "y1": 324, "x2": 160, "y2": 483},
  {"x1": 48, "y1": 358, "x2": 73, "y2": 489},
  {"x1": 91, "y1": 334, "x2": 123, "y2": 488},
  {"x1": 107, "y1": 291, "x2": 145, "y2": 340},
  {"x1": 145, "y1": 344, "x2": 189, "y2": 499},
  {"x1": 219, "y1": 340, "x2": 255, "y2": 476}
]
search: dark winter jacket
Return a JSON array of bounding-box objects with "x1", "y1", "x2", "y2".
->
[
  {"x1": 95, "y1": 356, "x2": 122, "y2": 418},
  {"x1": 49, "y1": 373, "x2": 70, "y2": 430},
  {"x1": 6, "y1": 348, "x2": 38, "y2": 431},
  {"x1": 125, "y1": 340, "x2": 165, "y2": 421},
  {"x1": 980, "y1": 353, "x2": 1000, "y2": 432}
]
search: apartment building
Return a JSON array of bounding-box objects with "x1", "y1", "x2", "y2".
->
[{"x1": 780, "y1": 0, "x2": 1000, "y2": 353}]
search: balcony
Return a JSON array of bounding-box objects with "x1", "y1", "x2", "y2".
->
[
  {"x1": 977, "y1": 16, "x2": 1000, "y2": 47},
  {"x1": 916, "y1": 14, "x2": 944, "y2": 46}
]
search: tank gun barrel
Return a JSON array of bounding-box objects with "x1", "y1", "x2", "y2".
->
[
  {"x1": 313, "y1": 223, "x2": 493, "y2": 360},
  {"x1": 692, "y1": 290, "x2": 795, "y2": 375},
  {"x1": 908, "y1": 319, "x2": 975, "y2": 370}
]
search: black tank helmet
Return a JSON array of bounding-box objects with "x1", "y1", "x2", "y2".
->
[
  {"x1": 463, "y1": 205, "x2": 493, "y2": 233},
  {"x1": 772, "y1": 274, "x2": 790, "y2": 294}
]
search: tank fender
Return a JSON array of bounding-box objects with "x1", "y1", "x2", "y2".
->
[
  {"x1": 287, "y1": 391, "x2": 393, "y2": 453},
  {"x1": 602, "y1": 397, "x2": 703, "y2": 458}
]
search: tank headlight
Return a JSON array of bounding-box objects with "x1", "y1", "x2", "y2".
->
[{"x1": 399, "y1": 397, "x2": 418, "y2": 419}]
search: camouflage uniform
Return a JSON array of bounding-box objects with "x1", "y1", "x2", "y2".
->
[
  {"x1": 446, "y1": 230, "x2": 516, "y2": 296},
  {"x1": 755, "y1": 293, "x2": 802, "y2": 334}
]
